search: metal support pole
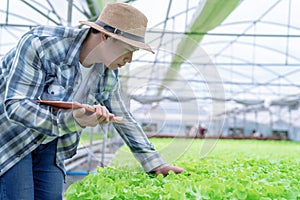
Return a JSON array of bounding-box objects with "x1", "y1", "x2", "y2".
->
[
  {"x1": 288, "y1": 107, "x2": 291, "y2": 139},
  {"x1": 233, "y1": 111, "x2": 236, "y2": 135},
  {"x1": 100, "y1": 124, "x2": 108, "y2": 167},
  {"x1": 255, "y1": 110, "x2": 258, "y2": 131},
  {"x1": 269, "y1": 109, "x2": 273, "y2": 135},
  {"x1": 6, "y1": 0, "x2": 10, "y2": 24},
  {"x1": 243, "y1": 107, "x2": 246, "y2": 135},
  {"x1": 87, "y1": 127, "x2": 94, "y2": 172},
  {"x1": 67, "y1": 0, "x2": 73, "y2": 26}
]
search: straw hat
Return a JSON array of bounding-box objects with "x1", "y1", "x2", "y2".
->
[{"x1": 79, "y1": 2, "x2": 154, "y2": 53}]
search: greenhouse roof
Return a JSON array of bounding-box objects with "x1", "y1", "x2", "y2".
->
[{"x1": 1, "y1": 0, "x2": 300, "y2": 121}]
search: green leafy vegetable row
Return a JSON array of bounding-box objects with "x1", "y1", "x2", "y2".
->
[{"x1": 65, "y1": 139, "x2": 300, "y2": 199}]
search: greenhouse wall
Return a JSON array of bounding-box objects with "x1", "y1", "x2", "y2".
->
[{"x1": 211, "y1": 118, "x2": 300, "y2": 141}]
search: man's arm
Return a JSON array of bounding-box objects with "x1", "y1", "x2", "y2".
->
[
  {"x1": 105, "y1": 82, "x2": 184, "y2": 175},
  {"x1": 4, "y1": 34, "x2": 82, "y2": 136}
]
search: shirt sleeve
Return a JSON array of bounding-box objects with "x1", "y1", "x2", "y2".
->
[
  {"x1": 106, "y1": 82, "x2": 165, "y2": 172},
  {"x1": 4, "y1": 33, "x2": 82, "y2": 137}
]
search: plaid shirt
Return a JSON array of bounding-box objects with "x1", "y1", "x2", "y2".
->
[{"x1": 0, "y1": 26, "x2": 164, "y2": 176}]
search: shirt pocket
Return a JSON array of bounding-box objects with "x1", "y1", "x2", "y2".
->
[{"x1": 42, "y1": 74, "x2": 66, "y2": 101}]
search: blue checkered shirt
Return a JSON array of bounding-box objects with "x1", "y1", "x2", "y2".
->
[{"x1": 0, "y1": 26, "x2": 164, "y2": 176}]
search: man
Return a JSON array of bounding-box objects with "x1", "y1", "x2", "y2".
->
[{"x1": 0, "y1": 2, "x2": 183, "y2": 200}]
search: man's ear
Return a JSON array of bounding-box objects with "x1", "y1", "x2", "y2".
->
[{"x1": 101, "y1": 33, "x2": 110, "y2": 41}]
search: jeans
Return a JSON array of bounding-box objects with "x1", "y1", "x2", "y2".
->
[{"x1": 0, "y1": 139, "x2": 64, "y2": 200}]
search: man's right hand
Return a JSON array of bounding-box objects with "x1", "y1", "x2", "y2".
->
[{"x1": 73, "y1": 105, "x2": 113, "y2": 127}]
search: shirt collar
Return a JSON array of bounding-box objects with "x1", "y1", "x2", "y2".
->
[{"x1": 65, "y1": 28, "x2": 90, "y2": 66}]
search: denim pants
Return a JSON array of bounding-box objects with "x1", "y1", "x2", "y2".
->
[{"x1": 0, "y1": 139, "x2": 64, "y2": 200}]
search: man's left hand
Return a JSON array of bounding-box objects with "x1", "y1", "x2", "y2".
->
[{"x1": 154, "y1": 164, "x2": 184, "y2": 177}]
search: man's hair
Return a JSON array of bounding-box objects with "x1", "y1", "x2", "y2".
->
[
  {"x1": 89, "y1": 27, "x2": 116, "y2": 41},
  {"x1": 90, "y1": 27, "x2": 100, "y2": 34}
]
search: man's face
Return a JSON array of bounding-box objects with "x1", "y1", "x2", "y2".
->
[
  {"x1": 106, "y1": 39, "x2": 138, "y2": 70},
  {"x1": 82, "y1": 36, "x2": 138, "y2": 69}
]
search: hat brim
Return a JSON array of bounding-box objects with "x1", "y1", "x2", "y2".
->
[{"x1": 80, "y1": 21, "x2": 154, "y2": 54}]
